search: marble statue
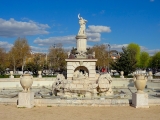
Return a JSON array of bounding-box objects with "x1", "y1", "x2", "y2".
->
[
  {"x1": 52, "y1": 74, "x2": 65, "y2": 96},
  {"x1": 72, "y1": 70, "x2": 89, "y2": 80},
  {"x1": 98, "y1": 73, "x2": 113, "y2": 95},
  {"x1": 67, "y1": 51, "x2": 70, "y2": 58},
  {"x1": 78, "y1": 14, "x2": 87, "y2": 35}
]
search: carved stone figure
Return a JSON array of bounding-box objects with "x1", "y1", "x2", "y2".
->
[
  {"x1": 52, "y1": 74, "x2": 65, "y2": 95},
  {"x1": 98, "y1": 73, "x2": 113, "y2": 95},
  {"x1": 73, "y1": 70, "x2": 79, "y2": 78},
  {"x1": 67, "y1": 52, "x2": 70, "y2": 58},
  {"x1": 76, "y1": 51, "x2": 87, "y2": 58},
  {"x1": 72, "y1": 70, "x2": 89, "y2": 80},
  {"x1": 92, "y1": 51, "x2": 95, "y2": 58},
  {"x1": 78, "y1": 14, "x2": 87, "y2": 35}
]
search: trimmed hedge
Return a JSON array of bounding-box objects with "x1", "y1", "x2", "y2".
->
[{"x1": 0, "y1": 75, "x2": 10, "y2": 78}]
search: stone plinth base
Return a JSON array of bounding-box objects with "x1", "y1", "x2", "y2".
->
[
  {"x1": 10, "y1": 75, "x2": 14, "y2": 78},
  {"x1": 120, "y1": 76, "x2": 124, "y2": 78},
  {"x1": 17, "y1": 92, "x2": 34, "y2": 108},
  {"x1": 38, "y1": 75, "x2": 42, "y2": 78},
  {"x1": 148, "y1": 76, "x2": 153, "y2": 80},
  {"x1": 132, "y1": 93, "x2": 149, "y2": 108}
]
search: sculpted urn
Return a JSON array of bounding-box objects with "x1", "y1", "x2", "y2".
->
[
  {"x1": 38, "y1": 71, "x2": 42, "y2": 78},
  {"x1": 10, "y1": 71, "x2": 14, "y2": 78},
  {"x1": 120, "y1": 71, "x2": 124, "y2": 78},
  {"x1": 133, "y1": 74, "x2": 147, "y2": 93},
  {"x1": 20, "y1": 74, "x2": 33, "y2": 92}
]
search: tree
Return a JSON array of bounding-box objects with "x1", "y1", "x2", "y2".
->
[
  {"x1": 24, "y1": 53, "x2": 44, "y2": 75},
  {"x1": 110, "y1": 47, "x2": 137, "y2": 76},
  {"x1": 91, "y1": 44, "x2": 109, "y2": 70},
  {"x1": 9, "y1": 38, "x2": 31, "y2": 72},
  {"x1": 152, "y1": 51, "x2": 160, "y2": 70},
  {"x1": 0, "y1": 48, "x2": 8, "y2": 75},
  {"x1": 48, "y1": 44, "x2": 67, "y2": 72},
  {"x1": 139, "y1": 51, "x2": 150, "y2": 69},
  {"x1": 148, "y1": 56, "x2": 153, "y2": 68},
  {"x1": 127, "y1": 43, "x2": 140, "y2": 67}
]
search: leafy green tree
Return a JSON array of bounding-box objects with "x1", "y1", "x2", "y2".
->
[
  {"x1": 148, "y1": 56, "x2": 153, "y2": 68},
  {"x1": 139, "y1": 51, "x2": 150, "y2": 69},
  {"x1": 152, "y1": 51, "x2": 160, "y2": 69},
  {"x1": 127, "y1": 43, "x2": 140, "y2": 67},
  {"x1": 110, "y1": 47, "x2": 137, "y2": 76}
]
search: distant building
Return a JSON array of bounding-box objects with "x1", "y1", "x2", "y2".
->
[{"x1": 109, "y1": 50, "x2": 120, "y2": 61}]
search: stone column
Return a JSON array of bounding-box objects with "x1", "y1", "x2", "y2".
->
[{"x1": 76, "y1": 35, "x2": 87, "y2": 52}]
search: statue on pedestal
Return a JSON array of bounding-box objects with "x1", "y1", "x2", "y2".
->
[{"x1": 78, "y1": 14, "x2": 87, "y2": 35}]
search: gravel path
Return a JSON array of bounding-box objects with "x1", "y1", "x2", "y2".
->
[{"x1": 0, "y1": 105, "x2": 160, "y2": 120}]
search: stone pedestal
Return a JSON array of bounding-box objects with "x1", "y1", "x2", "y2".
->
[
  {"x1": 38, "y1": 75, "x2": 42, "y2": 78},
  {"x1": 148, "y1": 76, "x2": 153, "y2": 80},
  {"x1": 76, "y1": 35, "x2": 87, "y2": 52},
  {"x1": 120, "y1": 76, "x2": 124, "y2": 78},
  {"x1": 17, "y1": 92, "x2": 34, "y2": 108},
  {"x1": 132, "y1": 93, "x2": 149, "y2": 108},
  {"x1": 10, "y1": 75, "x2": 14, "y2": 78},
  {"x1": 65, "y1": 59, "x2": 97, "y2": 80}
]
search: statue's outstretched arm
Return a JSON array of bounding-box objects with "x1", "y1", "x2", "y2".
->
[{"x1": 78, "y1": 14, "x2": 80, "y2": 19}]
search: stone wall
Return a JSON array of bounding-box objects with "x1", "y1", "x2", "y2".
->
[{"x1": 65, "y1": 59, "x2": 97, "y2": 80}]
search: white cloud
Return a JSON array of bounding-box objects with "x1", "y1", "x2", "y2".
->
[
  {"x1": 34, "y1": 25, "x2": 111, "y2": 45},
  {"x1": 34, "y1": 35, "x2": 76, "y2": 46},
  {"x1": 85, "y1": 25, "x2": 111, "y2": 42},
  {"x1": 150, "y1": 0, "x2": 154, "y2": 2},
  {"x1": 111, "y1": 44, "x2": 128, "y2": 49},
  {"x1": 146, "y1": 49, "x2": 160, "y2": 56},
  {"x1": 107, "y1": 44, "x2": 128, "y2": 52},
  {"x1": 0, "y1": 41, "x2": 13, "y2": 51},
  {"x1": 86, "y1": 25, "x2": 111, "y2": 33},
  {"x1": 107, "y1": 44, "x2": 160, "y2": 56},
  {"x1": 86, "y1": 33, "x2": 101, "y2": 42},
  {"x1": 0, "y1": 18, "x2": 49, "y2": 37},
  {"x1": 141, "y1": 46, "x2": 160, "y2": 56},
  {"x1": 30, "y1": 46, "x2": 48, "y2": 53}
]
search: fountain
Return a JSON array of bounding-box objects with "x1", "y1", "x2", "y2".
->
[{"x1": 49, "y1": 14, "x2": 113, "y2": 99}]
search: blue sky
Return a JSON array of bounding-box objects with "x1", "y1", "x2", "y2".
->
[{"x1": 0, "y1": 0, "x2": 160, "y2": 55}]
